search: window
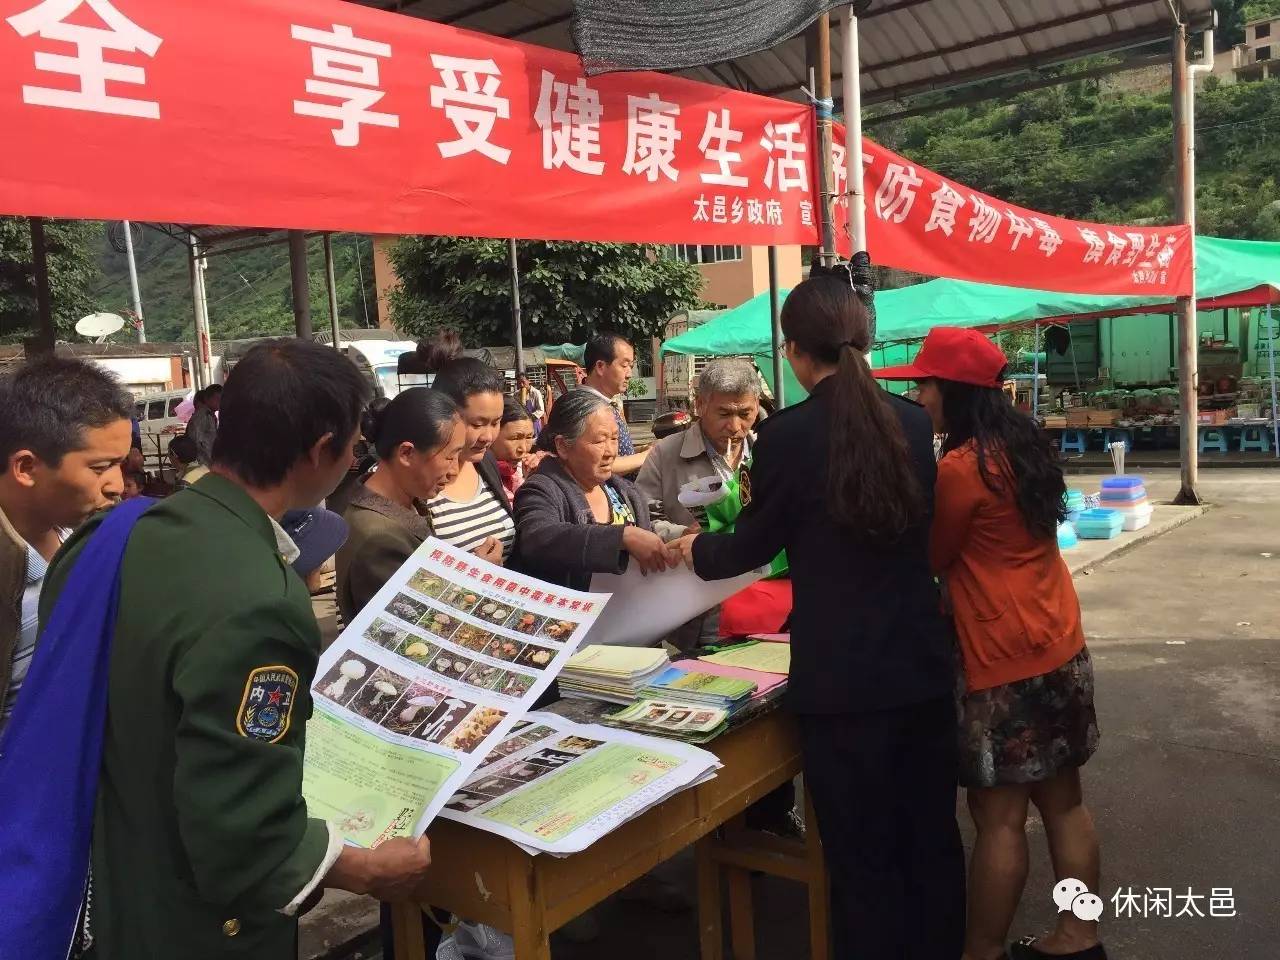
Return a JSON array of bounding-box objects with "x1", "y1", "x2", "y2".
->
[
  {"x1": 1258, "y1": 45, "x2": 1272, "y2": 62},
  {"x1": 167, "y1": 397, "x2": 183, "y2": 416},
  {"x1": 1255, "y1": 22, "x2": 1270, "y2": 39},
  {"x1": 148, "y1": 400, "x2": 166, "y2": 420},
  {"x1": 667, "y1": 244, "x2": 743, "y2": 265},
  {"x1": 134, "y1": 401, "x2": 147, "y2": 421}
]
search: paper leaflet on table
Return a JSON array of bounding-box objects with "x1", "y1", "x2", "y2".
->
[
  {"x1": 439, "y1": 711, "x2": 720, "y2": 855},
  {"x1": 301, "y1": 537, "x2": 611, "y2": 844},
  {"x1": 699, "y1": 641, "x2": 791, "y2": 675},
  {"x1": 586, "y1": 562, "x2": 767, "y2": 647},
  {"x1": 671, "y1": 658, "x2": 787, "y2": 700}
]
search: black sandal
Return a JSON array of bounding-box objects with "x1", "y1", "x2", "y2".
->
[{"x1": 1009, "y1": 937, "x2": 1109, "y2": 960}]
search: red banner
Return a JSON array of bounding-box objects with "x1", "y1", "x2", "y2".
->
[
  {"x1": 0, "y1": 0, "x2": 817, "y2": 246},
  {"x1": 831, "y1": 126, "x2": 1193, "y2": 297}
]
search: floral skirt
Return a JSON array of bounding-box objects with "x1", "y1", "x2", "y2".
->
[{"x1": 956, "y1": 647, "x2": 1099, "y2": 789}]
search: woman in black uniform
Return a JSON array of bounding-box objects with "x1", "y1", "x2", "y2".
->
[{"x1": 673, "y1": 267, "x2": 965, "y2": 959}]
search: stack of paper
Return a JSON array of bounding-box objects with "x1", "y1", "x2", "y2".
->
[
  {"x1": 605, "y1": 698, "x2": 729, "y2": 744},
  {"x1": 642, "y1": 666, "x2": 756, "y2": 715},
  {"x1": 671, "y1": 658, "x2": 788, "y2": 705},
  {"x1": 697, "y1": 640, "x2": 791, "y2": 675},
  {"x1": 559, "y1": 644, "x2": 671, "y2": 705}
]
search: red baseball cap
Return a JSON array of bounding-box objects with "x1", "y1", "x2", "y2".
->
[{"x1": 871, "y1": 326, "x2": 1007, "y2": 387}]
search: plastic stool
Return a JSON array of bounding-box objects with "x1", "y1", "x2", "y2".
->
[
  {"x1": 1238, "y1": 427, "x2": 1272, "y2": 453},
  {"x1": 1103, "y1": 428, "x2": 1133, "y2": 453},
  {"x1": 1060, "y1": 429, "x2": 1088, "y2": 454},
  {"x1": 1198, "y1": 427, "x2": 1228, "y2": 454}
]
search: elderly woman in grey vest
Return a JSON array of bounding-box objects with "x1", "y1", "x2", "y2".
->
[{"x1": 509, "y1": 390, "x2": 675, "y2": 591}]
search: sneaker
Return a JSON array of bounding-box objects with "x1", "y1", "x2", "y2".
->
[{"x1": 436, "y1": 922, "x2": 515, "y2": 960}]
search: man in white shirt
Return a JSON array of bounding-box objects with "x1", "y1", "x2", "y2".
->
[
  {"x1": 579, "y1": 332, "x2": 650, "y2": 476},
  {"x1": 0, "y1": 356, "x2": 135, "y2": 734}
]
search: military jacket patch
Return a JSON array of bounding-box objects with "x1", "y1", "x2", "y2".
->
[{"x1": 237, "y1": 665, "x2": 299, "y2": 743}]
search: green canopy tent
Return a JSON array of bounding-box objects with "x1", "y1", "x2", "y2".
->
[{"x1": 662, "y1": 236, "x2": 1280, "y2": 404}]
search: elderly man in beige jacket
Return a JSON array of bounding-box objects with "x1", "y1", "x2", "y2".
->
[{"x1": 636, "y1": 358, "x2": 761, "y2": 648}]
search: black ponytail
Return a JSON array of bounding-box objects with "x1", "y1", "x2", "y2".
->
[
  {"x1": 781, "y1": 275, "x2": 922, "y2": 542},
  {"x1": 362, "y1": 388, "x2": 459, "y2": 460}
]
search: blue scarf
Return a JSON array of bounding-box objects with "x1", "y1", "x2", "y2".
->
[{"x1": 0, "y1": 497, "x2": 154, "y2": 960}]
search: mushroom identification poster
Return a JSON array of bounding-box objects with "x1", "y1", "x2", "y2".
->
[
  {"x1": 440, "y1": 712, "x2": 720, "y2": 856},
  {"x1": 301, "y1": 537, "x2": 608, "y2": 844}
]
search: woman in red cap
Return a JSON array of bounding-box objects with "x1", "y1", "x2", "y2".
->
[{"x1": 874, "y1": 327, "x2": 1103, "y2": 960}]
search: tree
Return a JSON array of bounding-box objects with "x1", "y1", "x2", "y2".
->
[
  {"x1": 386, "y1": 237, "x2": 705, "y2": 347},
  {"x1": 0, "y1": 217, "x2": 102, "y2": 343}
]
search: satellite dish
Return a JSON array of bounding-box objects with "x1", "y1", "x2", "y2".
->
[{"x1": 75, "y1": 312, "x2": 126, "y2": 342}]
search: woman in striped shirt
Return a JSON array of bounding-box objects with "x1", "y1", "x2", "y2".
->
[{"x1": 422, "y1": 337, "x2": 514, "y2": 564}]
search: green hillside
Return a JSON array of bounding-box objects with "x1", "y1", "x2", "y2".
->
[{"x1": 92, "y1": 227, "x2": 379, "y2": 343}]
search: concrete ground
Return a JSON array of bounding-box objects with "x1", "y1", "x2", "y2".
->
[{"x1": 315, "y1": 468, "x2": 1280, "y2": 960}]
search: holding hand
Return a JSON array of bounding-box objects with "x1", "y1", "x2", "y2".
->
[
  {"x1": 327, "y1": 834, "x2": 432, "y2": 902},
  {"x1": 622, "y1": 526, "x2": 679, "y2": 576},
  {"x1": 522, "y1": 450, "x2": 551, "y2": 474},
  {"x1": 472, "y1": 536, "x2": 504, "y2": 565},
  {"x1": 362, "y1": 835, "x2": 432, "y2": 901},
  {"x1": 668, "y1": 534, "x2": 699, "y2": 571}
]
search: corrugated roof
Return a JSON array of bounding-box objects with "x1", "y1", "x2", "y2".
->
[{"x1": 350, "y1": 0, "x2": 1214, "y2": 105}]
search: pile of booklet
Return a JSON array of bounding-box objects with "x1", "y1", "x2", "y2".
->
[
  {"x1": 559, "y1": 644, "x2": 671, "y2": 705},
  {"x1": 605, "y1": 697, "x2": 730, "y2": 744},
  {"x1": 641, "y1": 665, "x2": 757, "y2": 715}
]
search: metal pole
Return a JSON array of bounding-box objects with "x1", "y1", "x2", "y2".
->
[
  {"x1": 768, "y1": 246, "x2": 785, "y2": 407},
  {"x1": 508, "y1": 239, "x2": 524, "y2": 377},
  {"x1": 1032, "y1": 323, "x2": 1041, "y2": 419},
  {"x1": 1172, "y1": 23, "x2": 1200, "y2": 504},
  {"x1": 28, "y1": 217, "x2": 55, "y2": 355},
  {"x1": 190, "y1": 236, "x2": 213, "y2": 387},
  {"x1": 813, "y1": 13, "x2": 837, "y2": 266},
  {"x1": 1267, "y1": 305, "x2": 1279, "y2": 459},
  {"x1": 288, "y1": 230, "x2": 313, "y2": 339},
  {"x1": 842, "y1": 5, "x2": 867, "y2": 254},
  {"x1": 188, "y1": 237, "x2": 204, "y2": 389},
  {"x1": 122, "y1": 220, "x2": 146, "y2": 343},
  {"x1": 323, "y1": 233, "x2": 341, "y2": 350}
]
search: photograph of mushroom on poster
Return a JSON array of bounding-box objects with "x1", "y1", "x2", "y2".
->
[{"x1": 303, "y1": 537, "x2": 610, "y2": 842}]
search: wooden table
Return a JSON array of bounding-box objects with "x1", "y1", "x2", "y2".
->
[{"x1": 392, "y1": 709, "x2": 829, "y2": 960}]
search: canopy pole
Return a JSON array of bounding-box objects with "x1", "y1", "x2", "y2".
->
[
  {"x1": 189, "y1": 234, "x2": 212, "y2": 388},
  {"x1": 1171, "y1": 23, "x2": 1200, "y2": 505},
  {"x1": 122, "y1": 220, "x2": 146, "y2": 343},
  {"x1": 1032, "y1": 323, "x2": 1041, "y2": 419},
  {"x1": 28, "y1": 217, "x2": 55, "y2": 356},
  {"x1": 811, "y1": 13, "x2": 837, "y2": 267},
  {"x1": 1267, "y1": 305, "x2": 1279, "y2": 459},
  {"x1": 288, "y1": 230, "x2": 313, "y2": 339},
  {"x1": 768, "y1": 246, "x2": 785, "y2": 407},
  {"x1": 508, "y1": 239, "x2": 524, "y2": 377},
  {"x1": 323, "y1": 233, "x2": 341, "y2": 351},
  {"x1": 842, "y1": 5, "x2": 867, "y2": 255}
]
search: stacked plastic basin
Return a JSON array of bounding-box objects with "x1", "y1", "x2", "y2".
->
[
  {"x1": 1075, "y1": 508, "x2": 1125, "y2": 539},
  {"x1": 1063, "y1": 489, "x2": 1087, "y2": 523},
  {"x1": 1099, "y1": 475, "x2": 1153, "y2": 531},
  {"x1": 1057, "y1": 521, "x2": 1079, "y2": 550}
]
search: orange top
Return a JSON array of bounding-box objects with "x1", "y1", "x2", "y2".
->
[{"x1": 931, "y1": 444, "x2": 1084, "y2": 693}]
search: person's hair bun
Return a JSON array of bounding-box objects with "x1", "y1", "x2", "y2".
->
[
  {"x1": 416, "y1": 329, "x2": 463, "y2": 373},
  {"x1": 361, "y1": 397, "x2": 391, "y2": 444}
]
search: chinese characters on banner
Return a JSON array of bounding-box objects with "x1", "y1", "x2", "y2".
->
[
  {"x1": 0, "y1": 0, "x2": 816, "y2": 247},
  {"x1": 0, "y1": 0, "x2": 1191, "y2": 296},
  {"x1": 830, "y1": 124, "x2": 1193, "y2": 298}
]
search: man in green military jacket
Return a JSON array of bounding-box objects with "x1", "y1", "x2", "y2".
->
[{"x1": 42, "y1": 341, "x2": 432, "y2": 958}]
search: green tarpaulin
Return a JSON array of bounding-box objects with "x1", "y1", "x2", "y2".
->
[{"x1": 662, "y1": 235, "x2": 1280, "y2": 359}]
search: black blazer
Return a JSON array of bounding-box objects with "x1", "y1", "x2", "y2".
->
[{"x1": 692, "y1": 376, "x2": 954, "y2": 714}]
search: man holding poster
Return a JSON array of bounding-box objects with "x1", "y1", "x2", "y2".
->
[{"x1": 22, "y1": 342, "x2": 432, "y2": 960}]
